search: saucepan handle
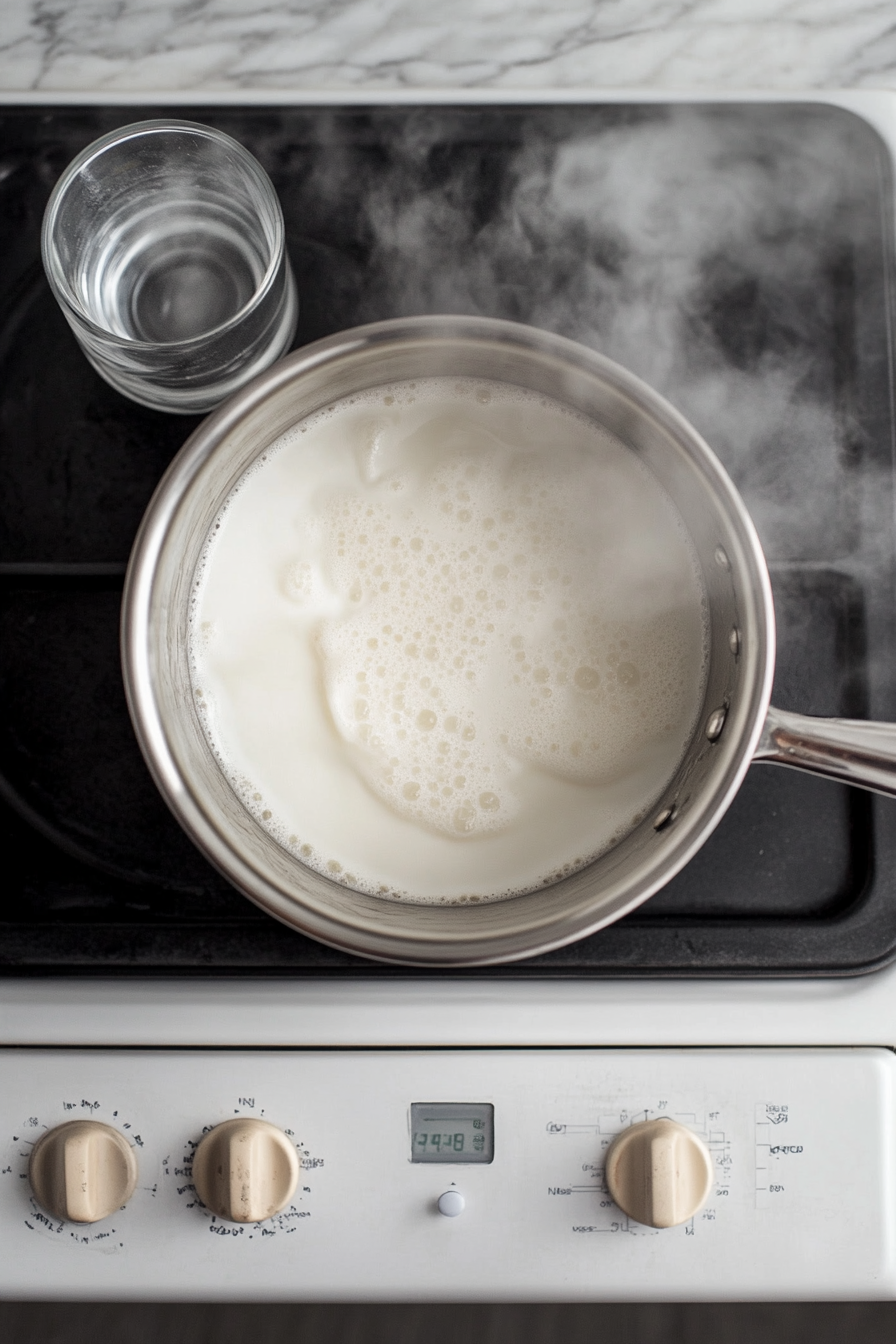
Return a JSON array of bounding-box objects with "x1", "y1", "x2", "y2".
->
[{"x1": 754, "y1": 704, "x2": 896, "y2": 798}]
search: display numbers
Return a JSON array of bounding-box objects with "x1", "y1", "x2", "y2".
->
[
  {"x1": 414, "y1": 1124, "x2": 487, "y2": 1156},
  {"x1": 416, "y1": 1132, "x2": 464, "y2": 1154}
]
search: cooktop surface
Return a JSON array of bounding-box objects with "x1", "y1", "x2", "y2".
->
[{"x1": 1, "y1": 101, "x2": 895, "y2": 976}]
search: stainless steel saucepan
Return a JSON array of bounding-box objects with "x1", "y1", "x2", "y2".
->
[{"x1": 121, "y1": 316, "x2": 896, "y2": 965}]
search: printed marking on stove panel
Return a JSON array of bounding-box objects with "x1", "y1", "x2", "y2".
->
[
  {"x1": 755, "y1": 1102, "x2": 801, "y2": 1209},
  {"x1": 544, "y1": 1099, "x2": 730, "y2": 1237}
]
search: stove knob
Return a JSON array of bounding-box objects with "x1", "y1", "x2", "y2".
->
[
  {"x1": 604, "y1": 1118, "x2": 713, "y2": 1228},
  {"x1": 29, "y1": 1120, "x2": 138, "y2": 1224},
  {"x1": 192, "y1": 1119, "x2": 300, "y2": 1223}
]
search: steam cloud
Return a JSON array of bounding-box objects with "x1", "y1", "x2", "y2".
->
[
  {"x1": 260, "y1": 101, "x2": 895, "y2": 714},
  {"x1": 289, "y1": 103, "x2": 889, "y2": 572}
]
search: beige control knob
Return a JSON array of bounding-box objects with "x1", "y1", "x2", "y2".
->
[
  {"x1": 604, "y1": 1118, "x2": 713, "y2": 1229},
  {"x1": 29, "y1": 1120, "x2": 138, "y2": 1224},
  {"x1": 192, "y1": 1119, "x2": 300, "y2": 1223}
]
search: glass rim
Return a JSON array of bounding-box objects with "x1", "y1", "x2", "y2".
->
[{"x1": 40, "y1": 118, "x2": 287, "y2": 351}]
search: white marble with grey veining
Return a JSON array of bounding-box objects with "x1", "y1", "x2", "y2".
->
[{"x1": 0, "y1": 0, "x2": 894, "y2": 96}]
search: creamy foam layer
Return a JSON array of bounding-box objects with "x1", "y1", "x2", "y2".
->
[{"x1": 191, "y1": 379, "x2": 708, "y2": 903}]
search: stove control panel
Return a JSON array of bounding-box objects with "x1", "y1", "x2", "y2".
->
[{"x1": 1, "y1": 1047, "x2": 894, "y2": 1300}]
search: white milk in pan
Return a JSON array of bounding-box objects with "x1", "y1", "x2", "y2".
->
[{"x1": 191, "y1": 379, "x2": 708, "y2": 904}]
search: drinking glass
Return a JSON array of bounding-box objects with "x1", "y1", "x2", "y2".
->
[{"x1": 41, "y1": 119, "x2": 298, "y2": 414}]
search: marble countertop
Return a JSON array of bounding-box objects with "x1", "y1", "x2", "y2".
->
[{"x1": 0, "y1": 0, "x2": 894, "y2": 96}]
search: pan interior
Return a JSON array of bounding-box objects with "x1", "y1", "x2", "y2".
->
[{"x1": 133, "y1": 319, "x2": 774, "y2": 963}]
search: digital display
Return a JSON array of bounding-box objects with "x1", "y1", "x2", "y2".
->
[{"x1": 410, "y1": 1103, "x2": 494, "y2": 1164}]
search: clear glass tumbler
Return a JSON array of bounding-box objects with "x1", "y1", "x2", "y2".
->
[{"x1": 41, "y1": 119, "x2": 298, "y2": 414}]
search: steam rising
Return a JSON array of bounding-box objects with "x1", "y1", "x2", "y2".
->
[{"x1": 291, "y1": 103, "x2": 889, "y2": 568}]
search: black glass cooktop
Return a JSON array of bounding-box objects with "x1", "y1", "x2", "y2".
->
[{"x1": 2, "y1": 101, "x2": 895, "y2": 976}]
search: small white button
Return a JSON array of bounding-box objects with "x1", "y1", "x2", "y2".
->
[{"x1": 437, "y1": 1189, "x2": 465, "y2": 1218}]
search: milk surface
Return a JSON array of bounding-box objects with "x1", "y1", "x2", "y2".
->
[{"x1": 191, "y1": 379, "x2": 707, "y2": 903}]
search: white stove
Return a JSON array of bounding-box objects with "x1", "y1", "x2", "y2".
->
[
  {"x1": 3, "y1": 973, "x2": 896, "y2": 1300},
  {"x1": 2, "y1": 88, "x2": 896, "y2": 1302}
]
